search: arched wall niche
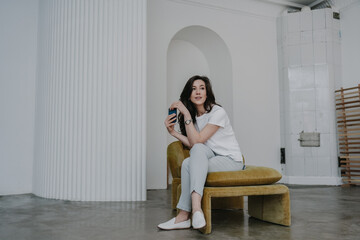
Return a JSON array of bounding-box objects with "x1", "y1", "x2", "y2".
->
[{"x1": 166, "y1": 26, "x2": 233, "y2": 143}]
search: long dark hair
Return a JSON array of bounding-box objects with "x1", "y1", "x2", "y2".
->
[{"x1": 178, "y1": 75, "x2": 220, "y2": 136}]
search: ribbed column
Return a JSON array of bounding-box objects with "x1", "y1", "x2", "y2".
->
[{"x1": 34, "y1": 0, "x2": 146, "y2": 201}]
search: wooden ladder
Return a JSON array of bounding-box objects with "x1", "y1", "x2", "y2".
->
[{"x1": 335, "y1": 84, "x2": 360, "y2": 186}]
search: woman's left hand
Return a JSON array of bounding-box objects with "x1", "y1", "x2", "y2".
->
[{"x1": 170, "y1": 101, "x2": 190, "y2": 118}]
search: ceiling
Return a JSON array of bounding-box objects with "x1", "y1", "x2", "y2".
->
[{"x1": 261, "y1": 0, "x2": 360, "y2": 10}]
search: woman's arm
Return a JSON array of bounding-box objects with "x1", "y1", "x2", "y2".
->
[
  {"x1": 170, "y1": 101, "x2": 220, "y2": 147},
  {"x1": 185, "y1": 121, "x2": 219, "y2": 147},
  {"x1": 171, "y1": 130, "x2": 191, "y2": 148}
]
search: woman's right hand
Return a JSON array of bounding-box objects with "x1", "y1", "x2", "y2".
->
[{"x1": 164, "y1": 114, "x2": 177, "y2": 136}]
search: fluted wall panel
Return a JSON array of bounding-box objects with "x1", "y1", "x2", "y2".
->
[{"x1": 34, "y1": 0, "x2": 146, "y2": 201}]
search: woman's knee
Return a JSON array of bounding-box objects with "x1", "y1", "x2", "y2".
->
[{"x1": 189, "y1": 143, "x2": 207, "y2": 155}]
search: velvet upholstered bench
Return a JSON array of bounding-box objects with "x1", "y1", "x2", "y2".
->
[{"x1": 167, "y1": 141, "x2": 291, "y2": 234}]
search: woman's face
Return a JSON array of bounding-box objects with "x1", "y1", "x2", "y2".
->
[{"x1": 190, "y1": 79, "x2": 207, "y2": 107}]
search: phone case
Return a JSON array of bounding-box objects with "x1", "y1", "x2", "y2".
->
[{"x1": 168, "y1": 109, "x2": 177, "y2": 123}]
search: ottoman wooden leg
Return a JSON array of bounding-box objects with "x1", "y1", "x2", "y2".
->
[
  {"x1": 200, "y1": 190, "x2": 212, "y2": 234},
  {"x1": 171, "y1": 179, "x2": 181, "y2": 209},
  {"x1": 248, "y1": 190, "x2": 291, "y2": 226}
]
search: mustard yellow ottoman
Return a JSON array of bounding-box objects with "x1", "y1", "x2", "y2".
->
[
  {"x1": 201, "y1": 167, "x2": 291, "y2": 234},
  {"x1": 201, "y1": 184, "x2": 290, "y2": 234}
]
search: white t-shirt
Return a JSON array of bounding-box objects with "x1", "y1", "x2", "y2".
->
[{"x1": 194, "y1": 105, "x2": 243, "y2": 162}]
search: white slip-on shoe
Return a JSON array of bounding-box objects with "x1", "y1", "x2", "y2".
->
[
  {"x1": 157, "y1": 218, "x2": 191, "y2": 230},
  {"x1": 192, "y1": 211, "x2": 206, "y2": 229}
]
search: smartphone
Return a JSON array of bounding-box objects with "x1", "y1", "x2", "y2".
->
[{"x1": 168, "y1": 108, "x2": 177, "y2": 123}]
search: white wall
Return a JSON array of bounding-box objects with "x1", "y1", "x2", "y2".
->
[
  {"x1": 340, "y1": 2, "x2": 360, "y2": 88},
  {"x1": 147, "y1": 0, "x2": 283, "y2": 189},
  {"x1": 0, "y1": 0, "x2": 38, "y2": 195},
  {"x1": 167, "y1": 39, "x2": 210, "y2": 108}
]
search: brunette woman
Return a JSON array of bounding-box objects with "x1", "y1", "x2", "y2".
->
[{"x1": 158, "y1": 75, "x2": 244, "y2": 230}]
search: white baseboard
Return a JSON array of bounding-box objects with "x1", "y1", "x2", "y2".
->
[{"x1": 279, "y1": 176, "x2": 342, "y2": 186}]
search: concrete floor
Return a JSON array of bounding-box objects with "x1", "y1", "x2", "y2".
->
[{"x1": 1, "y1": 185, "x2": 360, "y2": 240}]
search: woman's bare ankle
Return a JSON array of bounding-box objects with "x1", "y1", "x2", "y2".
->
[
  {"x1": 192, "y1": 208, "x2": 202, "y2": 214},
  {"x1": 175, "y1": 211, "x2": 190, "y2": 223}
]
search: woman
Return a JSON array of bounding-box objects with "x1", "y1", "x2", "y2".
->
[{"x1": 158, "y1": 75, "x2": 244, "y2": 230}]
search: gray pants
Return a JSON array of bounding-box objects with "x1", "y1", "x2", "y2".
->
[{"x1": 176, "y1": 143, "x2": 244, "y2": 212}]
